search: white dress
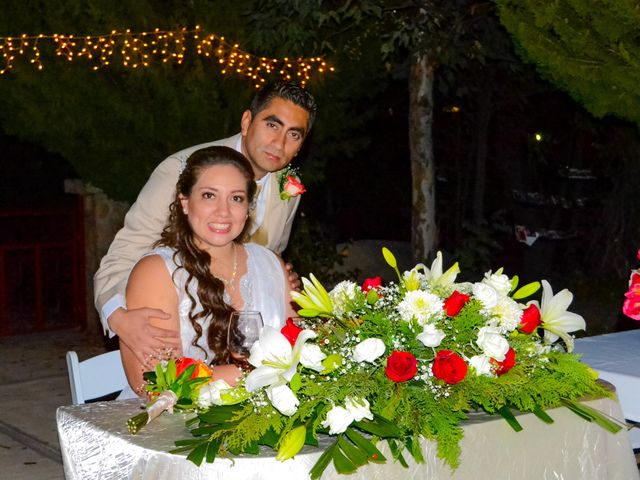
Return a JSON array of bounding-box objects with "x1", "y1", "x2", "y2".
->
[
  {"x1": 150, "y1": 243, "x2": 287, "y2": 361},
  {"x1": 118, "y1": 243, "x2": 287, "y2": 400}
]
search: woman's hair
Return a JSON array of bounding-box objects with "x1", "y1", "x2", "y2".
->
[{"x1": 158, "y1": 146, "x2": 257, "y2": 362}]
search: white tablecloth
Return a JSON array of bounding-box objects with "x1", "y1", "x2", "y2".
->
[
  {"x1": 56, "y1": 397, "x2": 638, "y2": 480},
  {"x1": 575, "y1": 328, "x2": 640, "y2": 450},
  {"x1": 574, "y1": 329, "x2": 640, "y2": 422}
]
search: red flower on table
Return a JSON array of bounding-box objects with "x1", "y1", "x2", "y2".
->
[
  {"x1": 519, "y1": 304, "x2": 541, "y2": 334},
  {"x1": 175, "y1": 357, "x2": 197, "y2": 378},
  {"x1": 443, "y1": 291, "x2": 470, "y2": 316},
  {"x1": 492, "y1": 347, "x2": 516, "y2": 375},
  {"x1": 361, "y1": 276, "x2": 382, "y2": 293},
  {"x1": 432, "y1": 350, "x2": 467, "y2": 384},
  {"x1": 175, "y1": 357, "x2": 212, "y2": 380},
  {"x1": 385, "y1": 351, "x2": 417, "y2": 382},
  {"x1": 281, "y1": 318, "x2": 303, "y2": 346}
]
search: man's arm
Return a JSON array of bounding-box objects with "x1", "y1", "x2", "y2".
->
[{"x1": 93, "y1": 156, "x2": 182, "y2": 335}]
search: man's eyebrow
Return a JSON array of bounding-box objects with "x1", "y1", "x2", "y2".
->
[
  {"x1": 263, "y1": 114, "x2": 284, "y2": 126},
  {"x1": 263, "y1": 114, "x2": 306, "y2": 136}
]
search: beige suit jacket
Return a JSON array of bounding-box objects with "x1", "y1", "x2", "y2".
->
[{"x1": 93, "y1": 133, "x2": 300, "y2": 334}]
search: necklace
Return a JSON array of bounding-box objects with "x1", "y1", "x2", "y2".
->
[{"x1": 214, "y1": 243, "x2": 238, "y2": 291}]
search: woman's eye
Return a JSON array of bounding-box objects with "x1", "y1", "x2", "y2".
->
[
  {"x1": 233, "y1": 195, "x2": 245, "y2": 203},
  {"x1": 203, "y1": 192, "x2": 214, "y2": 199}
]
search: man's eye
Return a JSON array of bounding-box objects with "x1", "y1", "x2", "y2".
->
[{"x1": 290, "y1": 131, "x2": 301, "y2": 141}]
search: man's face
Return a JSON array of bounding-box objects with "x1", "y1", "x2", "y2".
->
[{"x1": 240, "y1": 97, "x2": 310, "y2": 179}]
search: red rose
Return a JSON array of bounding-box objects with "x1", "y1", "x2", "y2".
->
[
  {"x1": 623, "y1": 291, "x2": 640, "y2": 320},
  {"x1": 361, "y1": 276, "x2": 382, "y2": 292},
  {"x1": 432, "y1": 350, "x2": 467, "y2": 384},
  {"x1": 443, "y1": 291, "x2": 470, "y2": 316},
  {"x1": 281, "y1": 318, "x2": 303, "y2": 346},
  {"x1": 519, "y1": 304, "x2": 541, "y2": 334},
  {"x1": 175, "y1": 357, "x2": 197, "y2": 378},
  {"x1": 493, "y1": 347, "x2": 516, "y2": 375},
  {"x1": 283, "y1": 175, "x2": 306, "y2": 197},
  {"x1": 385, "y1": 351, "x2": 418, "y2": 382}
]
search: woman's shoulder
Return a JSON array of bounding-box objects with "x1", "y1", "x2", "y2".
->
[{"x1": 128, "y1": 253, "x2": 171, "y2": 286}]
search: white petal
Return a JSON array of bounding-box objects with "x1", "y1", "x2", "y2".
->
[
  {"x1": 245, "y1": 365, "x2": 281, "y2": 392},
  {"x1": 267, "y1": 384, "x2": 299, "y2": 416},
  {"x1": 259, "y1": 327, "x2": 293, "y2": 365}
]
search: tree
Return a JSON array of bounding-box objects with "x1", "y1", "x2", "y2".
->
[
  {"x1": 494, "y1": 0, "x2": 640, "y2": 125},
  {"x1": 247, "y1": 1, "x2": 514, "y2": 262}
]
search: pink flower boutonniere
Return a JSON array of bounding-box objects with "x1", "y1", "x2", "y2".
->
[{"x1": 278, "y1": 166, "x2": 306, "y2": 201}]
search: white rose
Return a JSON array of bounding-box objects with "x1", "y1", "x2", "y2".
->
[
  {"x1": 469, "y1": 354, "x2": 494, "y2": 377},
  {"x1": 266, "y1": 384, "x2": 299, "y2": 416},
  {"x1": 416, "y1": 323, "x2": 446, "y2": 347},
  {"x1": 482, "y1": 271, "x2": 512, "y2": 296},
  {"x1": 321, "y1": 405, "x2": 354, "y2": 434},
  {"x1": 472, "y1": 283, "x2": 498, "y2": 310},
  {"x1": 197, "y1": 379, "x2": 233, "y2": 408},
  {"x1": 352, "y1": 338, "x2": 386, "y2": 363},
  {"x1": 344, "y1": 397, "x2": 373, "y2": 422},
  {"x1": 300, "y1": 344, "x2": 327, "y2": 372},
  {"x1": 476, "y1": 326, "x2": 509, "y2": 361}
]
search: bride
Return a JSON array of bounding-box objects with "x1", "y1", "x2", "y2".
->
[{"x1": 120, "y1": 146, "x2": 296, "y2": 396}]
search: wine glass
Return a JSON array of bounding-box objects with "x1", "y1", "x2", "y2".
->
[{"x1": 227, "y1": 311, "x2": 263, "y2": 370}]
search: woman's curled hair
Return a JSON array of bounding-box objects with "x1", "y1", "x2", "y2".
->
[{"x1": 157, "y1": 146, "x2": 257, "y2": 363}]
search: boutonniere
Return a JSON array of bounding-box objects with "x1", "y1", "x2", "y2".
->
[{"x1": 278, "y1": 166, "x2": 306, "y2": 200}]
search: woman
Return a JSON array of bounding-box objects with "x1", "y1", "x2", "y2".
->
[{"x1": 120, "y1": 146, "x2": 296, "y2": 396}]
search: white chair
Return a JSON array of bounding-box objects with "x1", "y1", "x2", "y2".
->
[{"x1": 66, "y1": 350, "x2": 128, "y2": 404}]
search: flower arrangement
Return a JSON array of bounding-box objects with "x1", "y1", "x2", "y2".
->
[
  {"x1": 277, "y1": 165, "x2": 305, "y2": 200},
  {"x1": 129, "y1": 248, "x2": 621, "y2": 478},
  {"x1": 127, "y1": 358, "x2": 212, "y2": 434},
  {"x1": 622, "y1": 248, "x2": 640, "y2": 320}
]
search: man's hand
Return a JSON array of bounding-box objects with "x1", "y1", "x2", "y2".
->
[
  {"x1": 108, "y1": 307, "x2": 180, "y2": 368},
  {"x1": 285, "y1": 262, "x2": 302, "y2": 292}
]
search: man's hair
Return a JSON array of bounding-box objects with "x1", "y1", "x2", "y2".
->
[{"x1": 249, "y1": 81, "x2": 317, "y2": 130}]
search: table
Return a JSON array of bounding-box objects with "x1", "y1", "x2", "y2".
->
[
  {"x1": 57, "y1": 397, "x2": 638, "y2": 480},
  {"x1": 574, "y1": 328, "x2": 640, "y2": 448}
]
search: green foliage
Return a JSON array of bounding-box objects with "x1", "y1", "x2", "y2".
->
[{"x1": 495, "y1": 0, "x2": 640, "y2": 125}]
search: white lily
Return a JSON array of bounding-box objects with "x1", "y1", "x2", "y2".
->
[
  {"x1": 425, "y1": 251, "x2": 460, "y2": 288},
  {"x1": 245, "y1": 326, "x2": 317, "y2": 392},
  {"x1": 538, "y1": 280, "x2": 585, "y2": 352}
]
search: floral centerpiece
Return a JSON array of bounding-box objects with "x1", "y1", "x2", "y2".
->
[{"x1": 129, "y1": 249, "x2": 621, "y2": 478}]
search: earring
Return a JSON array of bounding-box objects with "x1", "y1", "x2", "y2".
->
[{"x1": 183, "y1": 209, "x2": 188, "y2": 215}]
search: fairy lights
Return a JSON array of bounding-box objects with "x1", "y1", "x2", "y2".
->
[{"x1": 0, "y1": 26, "x2": 334, "y2": 86}]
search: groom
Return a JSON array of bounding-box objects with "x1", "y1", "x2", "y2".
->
[{"x1": 94, "y1": 81, "x2": 317, "y2": 365}]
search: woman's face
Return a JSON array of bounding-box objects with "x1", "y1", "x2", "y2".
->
[{"x1": 180, "y1": 164, "x2": 249, "y2": 250}]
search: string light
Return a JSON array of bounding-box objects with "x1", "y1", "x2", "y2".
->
[{"x1": 0, "y1": 26, "x2": 334, "y2": 86}]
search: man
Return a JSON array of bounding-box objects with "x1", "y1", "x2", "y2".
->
[{"x1": 93, "y1": 81, "x2": 316, "y2": 366}]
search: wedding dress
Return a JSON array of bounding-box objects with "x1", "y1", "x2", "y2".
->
[
  {"x1": 152, "y1": 243, "x2": 287, "y2": 361},
  {"x1": 118, "y1": 242, "x2": 287, "y2": 399}
]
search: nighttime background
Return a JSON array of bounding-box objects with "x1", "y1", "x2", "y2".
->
[{"x1": 1, "y1": 0, "x2": 639, "y2": 340}]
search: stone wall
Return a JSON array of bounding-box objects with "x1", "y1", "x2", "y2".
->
[{"x1": 65, "y1": 180, "x2": 128, "y2": 343}]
